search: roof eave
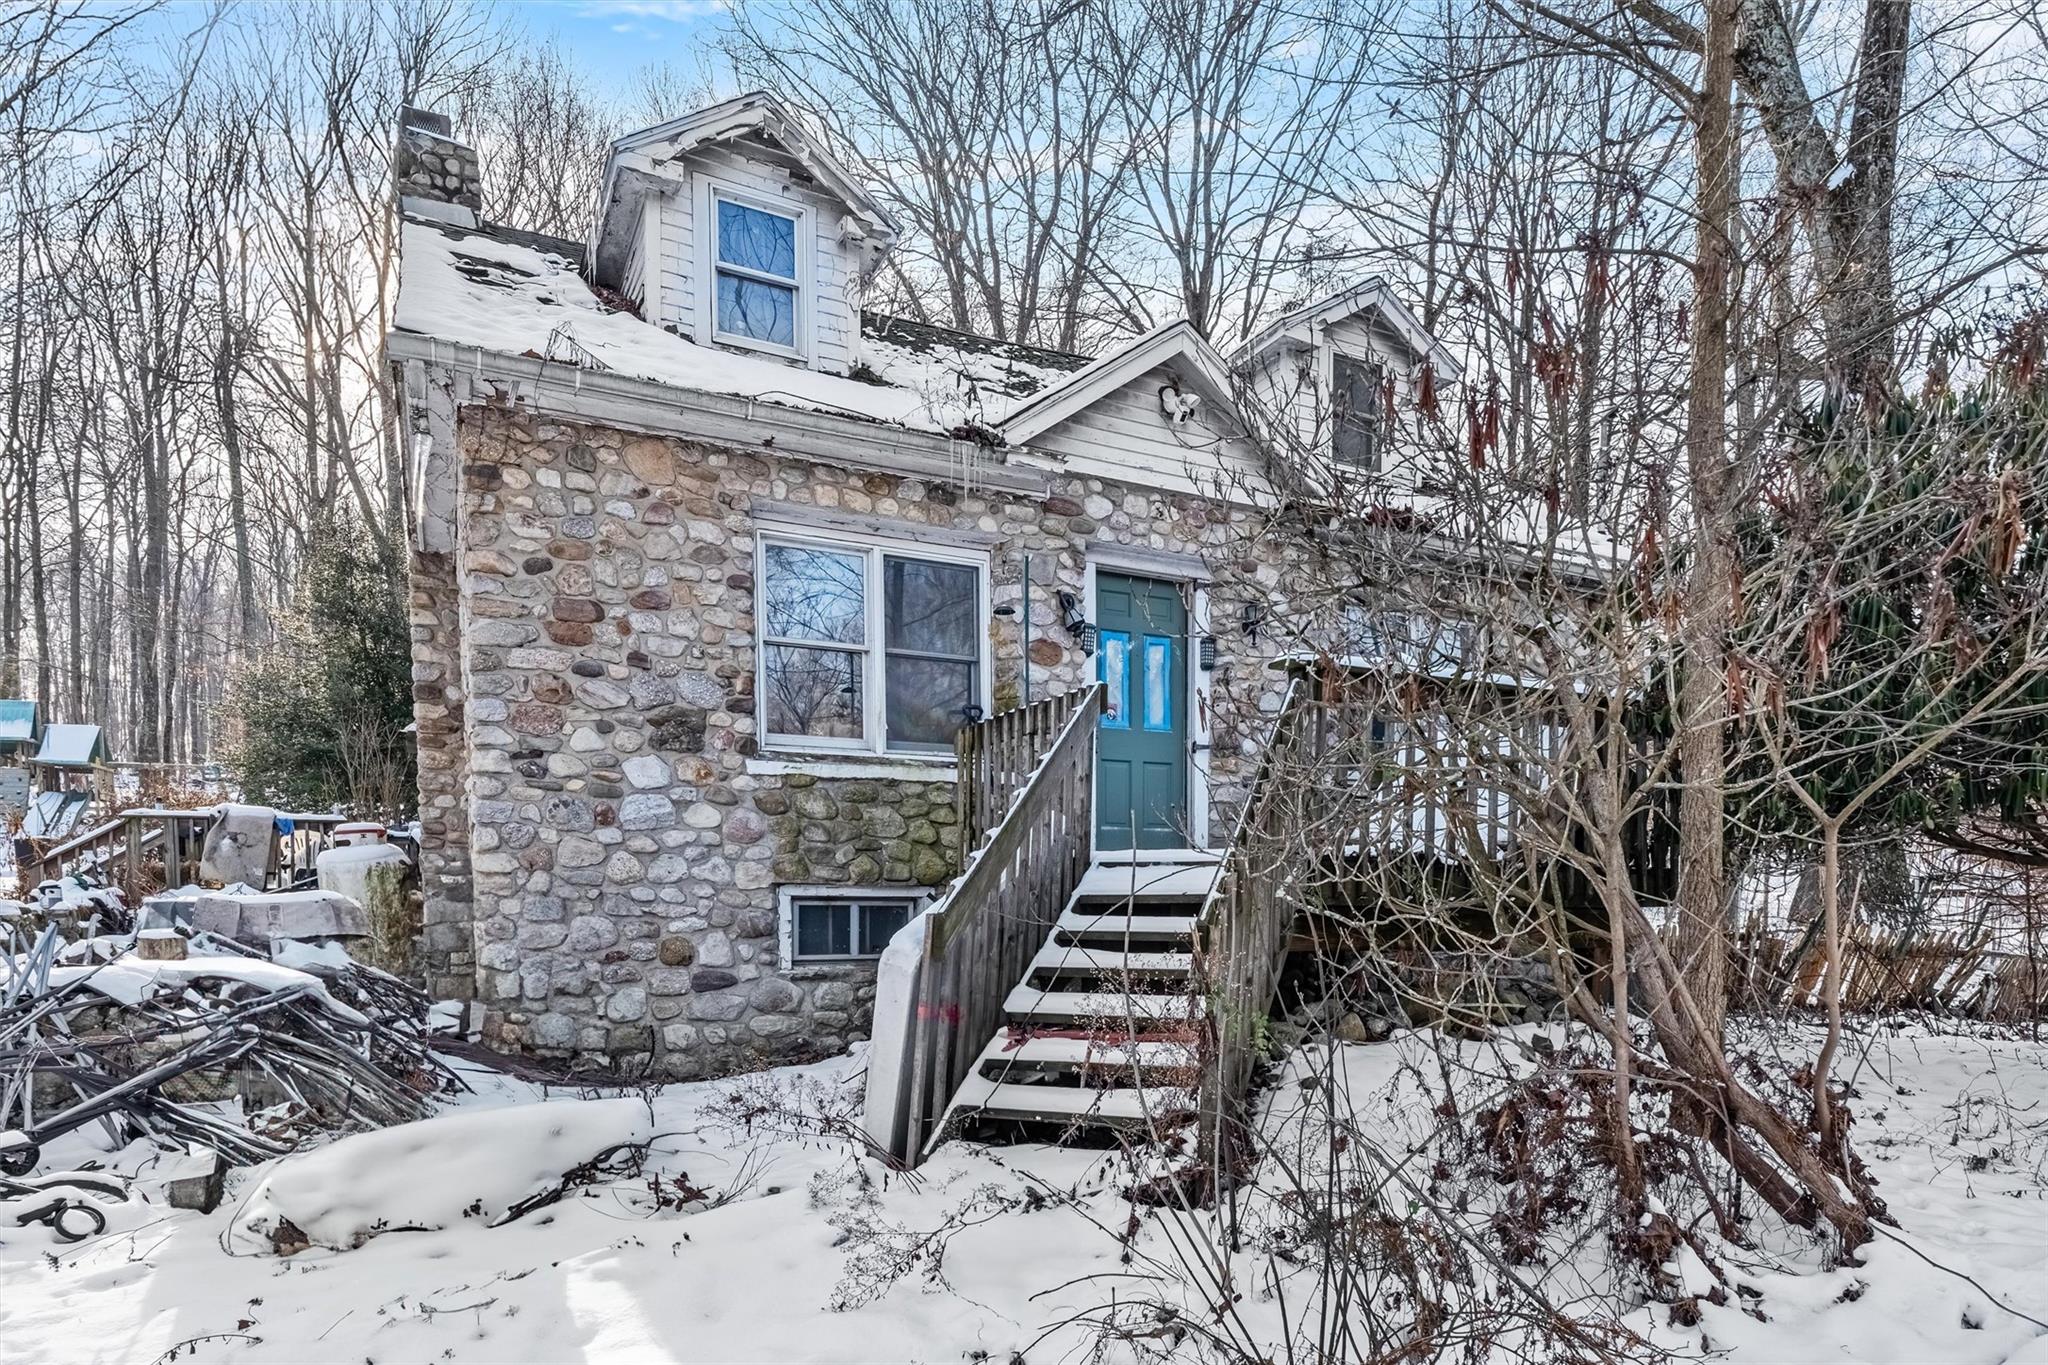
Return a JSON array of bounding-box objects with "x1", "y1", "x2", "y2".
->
[{"x1": 1000, "y1": 319, "x2": 1238, "y2": 446}]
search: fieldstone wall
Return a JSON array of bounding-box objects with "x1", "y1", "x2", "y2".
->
[
  {"x1": 422, "y1": 404, "x2": 1297, "y2": 1077},
  {"x1": 394, "y1": 106, "x2": 482, "y2": 213},
  {"x1": 408, "y1": 549, "x2": 475, "y2": 1001}
]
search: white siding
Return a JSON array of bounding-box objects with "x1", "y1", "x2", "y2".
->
[
  {"x1": 1021, "y1": 364, "x2": 1263, "y2": 498},
  {"x1": 1326, "y1": 313, "x2": 1421, "y2": 386},
  {"x1": 657, "y1": 179, "x2": 694, "y2": 335},
  {"x1": 632, "y1": 139, "x2": 859, "y2": 373},
  {"x1": 621, "y1": 223, "x2": 646, "y2": 314}
]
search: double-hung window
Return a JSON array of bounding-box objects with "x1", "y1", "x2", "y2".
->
[
  {"x1": 1332, "y1": 352, "x2": 1383, "y2": 470},
  {"x1": 759, "y1": 534, "x2": 987, "y2": 755},
  {"x1": 712, "y1": 193, "x2": 801, "y2": 351}
]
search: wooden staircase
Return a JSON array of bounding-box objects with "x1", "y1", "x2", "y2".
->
[
  {"x1": 942, "y1": 852, "x2": 1217, "y2": 1136},
  {"x1": 876, "y1": 680, "x2": 1309, "y2": 1167}
]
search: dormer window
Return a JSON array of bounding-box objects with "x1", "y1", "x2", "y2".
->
[
  {"x1": 1332, "y1": 352, "x2": 1382, "y2": 470},
  {"x1": 712, "y1": 192, "x2": 802, "y2": 352}
]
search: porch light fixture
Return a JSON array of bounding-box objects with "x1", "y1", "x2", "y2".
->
[
  {"x1": 1242, "y1": 601, "x2": 1264, "y2": 644},
  {"x1": 1056, "y1": 590, "x2": 1095, "y2": 655}
]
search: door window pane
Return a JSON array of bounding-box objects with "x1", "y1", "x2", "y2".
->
[
  {"x1": 763, "y1": 545, "x2": 865, "y2": 644},
  {"x1": 1099, "y1": 630, "x2": 1131, "y2": 729},
  {"x1": 1142, "y1": 635, "x2": 1172, "y2": 732},
  {"x1": 717, "y1": 199, "x2": 797, "y2": 278},
  {"x1": 763, "y1": 644, "x2": 864, "y2": 740}
]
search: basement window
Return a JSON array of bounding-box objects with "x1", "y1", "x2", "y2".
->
[
  {"x1": 782, "y1": 889, "x2": 923, "y2": 964},
  {"x1": 713, "y1": 194, "x2": 801, "y2": 352}
]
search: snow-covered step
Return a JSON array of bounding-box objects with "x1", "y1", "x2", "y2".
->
[
  {"x1": 1092, "y1": 848, "x2": 1221, "y2": 866},
  {"x1": 973, "y1": 1031, "x2": 1199, "y2": 1075},
  {"x1": 1003, "y1": 984, "x2": 1198, "y2": 1024},
  {"x1": 1072, "y1": 862, "x2": 1220, "y2": 902},
  {"x1": 945, "y1": 1072, "x2": 1197, "y2": 1128},
  {"x1": 1055, "y1": 910, "x2": 1197, "y2": 939},
  {"x1": 1028, "y1": 944, "x2": 1193, "y2": 977}
]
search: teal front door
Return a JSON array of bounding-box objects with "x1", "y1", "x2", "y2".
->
[{"x1": 1094, "y1": 572, "x2": 1189, "y2": 849}]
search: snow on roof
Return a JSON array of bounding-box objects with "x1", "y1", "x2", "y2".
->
[
  {"x1": 34, "y1": 723, "x2": 103, "y2": 767},
  {"x1": 394, "y1": 217, "x2": 1090, "y2": 437}
]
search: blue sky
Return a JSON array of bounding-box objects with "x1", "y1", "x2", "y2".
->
[
  {"x1": 135, "y1": 1, "x2": 732, "y2": 89},
  {"x1": 502, "y1": 0, "x2": 729, "y2": 81}
]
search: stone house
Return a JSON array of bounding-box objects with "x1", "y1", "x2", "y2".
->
[{"x1": 388, "y1": 93, "x2": 1458, "y2": 1079}]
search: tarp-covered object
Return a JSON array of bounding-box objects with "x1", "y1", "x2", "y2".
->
[
  {"x1": 21, "y1": 789, "x2": 90, "y2": 840},
  {"x1": 33, "y1": 724, "x2": 104, "y2": 768},
  {"x1": 0, "y1": 700, "x2": 39, "y2": 747},
  {"x1": 191, "y1": 889, "x2": 369, "y2": 944},
  {"x1": 199, "y1": 804, "x2": 276, "y2": 886}
]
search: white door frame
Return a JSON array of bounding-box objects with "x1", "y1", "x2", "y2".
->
[{"x1": 1083, "y1": 555, "x2": 1214, "y2": 851}]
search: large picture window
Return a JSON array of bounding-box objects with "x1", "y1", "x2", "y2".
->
[
  {"x1": 759, "y1": 534, "x2": 987, "y2": 755},
  {"x1": 713, "y1": 195, "x2": 800, "y2": 350}
]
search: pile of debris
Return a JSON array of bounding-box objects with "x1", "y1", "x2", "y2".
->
[{"x1": 1, "y1": 882, "x2": 457, "y2": 1177}]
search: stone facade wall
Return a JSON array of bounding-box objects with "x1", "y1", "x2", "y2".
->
[
  {"x1": 418, "y1": 404, "x2": 1299, "y2": 1077},
  {"x1": 408, "y1": 549, "x2": 475, "y2": 1001}
]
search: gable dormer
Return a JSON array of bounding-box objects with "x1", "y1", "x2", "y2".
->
[
  {"x1": 1238, "y1": 279, "x2": 1461, "y2": 475},
  {"x1": 588, "y1": 92, "x2": 898, "y2": 375}
]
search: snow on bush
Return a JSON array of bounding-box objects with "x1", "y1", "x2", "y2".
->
[{"x1": 231, "y1": 1097, "x2": 651, "y2": 1253}]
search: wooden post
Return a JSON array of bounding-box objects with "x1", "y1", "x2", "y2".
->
[{"x1": 124, "y1": 817, "x2": 143, "y2": 903}]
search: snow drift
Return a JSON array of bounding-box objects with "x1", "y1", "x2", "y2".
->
[{"x1": 231, "y1": 1097, "x2": 653, "y2": 1253}]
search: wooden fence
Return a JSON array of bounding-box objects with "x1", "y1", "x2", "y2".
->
[
  {"x1": 26, "y1": 808, "x2": 348, "y2": 901},
  {"x1": 896, "y1": 684, "x2": 1103, "y2": 1161},
  {"x1": 1729, "y1": 918, "x2": 2048, "y2": 1021}
]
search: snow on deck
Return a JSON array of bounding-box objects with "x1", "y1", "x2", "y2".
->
[{"x1": 394, "y1": 217, "x2": 1091, "y2": 437}]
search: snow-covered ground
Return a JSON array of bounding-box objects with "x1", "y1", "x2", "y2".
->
[{"x1": 3, "y1": 1021, "x2": 2044, "y2": 1363}]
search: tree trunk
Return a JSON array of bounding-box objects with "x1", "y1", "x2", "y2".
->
[{"x1": 1673, "y1": 0, "x2": 1741, "y2": 1041}]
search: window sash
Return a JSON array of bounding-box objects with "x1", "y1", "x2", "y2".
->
[
  {"x1": 709, "y1": 191, "x2": 802, "y2": 351},
  {"x1": 790, "y1": 897, "x2": 916, "y2": 962},
  {"x1": 1332, "y1": 353, "x2": 1382, "y2": 471},
  {"x1": 714, "y1": 197, "x2": 799, "y2": 283},
  {"x1": 759, "y1": 534, "x2": 987, "y2": 755}
]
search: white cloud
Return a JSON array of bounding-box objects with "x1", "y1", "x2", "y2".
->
[{"x1": 576, "y1": 0, "x2": 726, "y2": 21}]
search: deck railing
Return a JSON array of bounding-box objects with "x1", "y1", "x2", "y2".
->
[
  {"x1": 953, "y1": 687, "x2": 1094, "y2": 851},
  {"x1": 27, "y1": 808, "x2": 349, "y2": 901},
  {"x1": 895, "y1": 683, "x2": 1104, "y2": 1161}
]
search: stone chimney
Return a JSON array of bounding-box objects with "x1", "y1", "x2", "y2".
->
[{"x1": 395, "y1": 106, "x2": 481, "y2": 225}]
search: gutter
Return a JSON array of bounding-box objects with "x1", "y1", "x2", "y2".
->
[{"x1": 386, "y1": 332, "x2": 1049, "y2": 496}]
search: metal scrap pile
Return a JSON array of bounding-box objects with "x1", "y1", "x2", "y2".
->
[{"x1": 1, "y1": 922, "x2": 459, "y2": 1176}]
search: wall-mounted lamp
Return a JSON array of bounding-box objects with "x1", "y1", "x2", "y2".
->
[
  {"x1": 1056, "y1": 590, "x2": 1087, "y2": 635},
  {"x1": 1241, "y1": 602, "x2": 1265, "y2": 644}
]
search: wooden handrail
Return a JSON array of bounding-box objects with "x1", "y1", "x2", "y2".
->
[
  {"x1": 898, "y1": 683, "x2": 1104, "y2": 1160},
  {"x1": 1195, "y1": 679, "x2": 1314, "y2": 1167}
]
